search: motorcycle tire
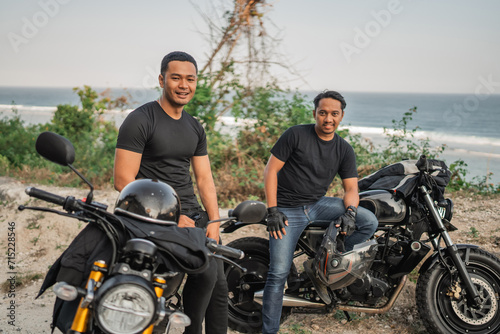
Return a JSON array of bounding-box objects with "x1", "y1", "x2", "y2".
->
[
  {"x1": 224, "y1": 237, "x2": 293, "y2": 333},
  {"x1": 416, "y1": 248, "x2": 500, "y2": 334}
]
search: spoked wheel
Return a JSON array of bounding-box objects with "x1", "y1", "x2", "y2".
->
[
  {"x1": 224, "y1": 237, "x2": 292, "y2": 333},
  {"x1": 416, "y1": 248, "x2": 500, "y2": 334}
]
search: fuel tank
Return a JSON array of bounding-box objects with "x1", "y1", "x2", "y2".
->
[{"x1": 359, "y1": 190, "x2": 407, "y2": 224}]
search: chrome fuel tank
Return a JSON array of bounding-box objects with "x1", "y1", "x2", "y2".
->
[{"x1": 359, "y1": 190, "x2": 407, "y2": 224}]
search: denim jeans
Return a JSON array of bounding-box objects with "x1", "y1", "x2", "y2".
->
[{"x1": 261, "y1": 197, "x2": 378, "y2": 334}]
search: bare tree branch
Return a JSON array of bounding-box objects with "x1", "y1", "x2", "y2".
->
[{"x1": 191, "y1": 0, "x2": 306, "y2": 89}]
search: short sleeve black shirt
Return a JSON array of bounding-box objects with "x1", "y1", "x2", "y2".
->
[
  {"x1": 116, "y1": 101, "x2": 207, "y2": 210},
  {"x1": 271, "y1": 124, "x2": 358, "y2": 207}
]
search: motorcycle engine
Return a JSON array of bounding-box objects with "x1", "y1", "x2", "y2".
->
[{"x1": 338, "y1": 273, "x2": 391, "y2": 304}]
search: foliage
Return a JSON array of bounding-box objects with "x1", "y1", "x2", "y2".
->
[
  {"x1": 2, "y1": 86, "x2": 498, "y2": 200},
  {"x1": 192, "y1": 84, "x2": 312, "y2": 205},
  {"x1": 0, "y1": 106, "x2": 48, "y2": 170},
  {"x1": 283, "y1": 323, "x2": 312, "y2": 334},
  {"x1": 382, "y1": 107, "x2": 446, "y2": 162},
  {"x1": 184, "y1": 66, "x2": 313, "y2": 204},
  {"x1": 233, "y1": 84, "x2": 313, "y2": 164},
  {"x1": 0, "y1": 86, "x2": 124, "y2": 187},
  {"x1": 445, "y1": 159, "x2": 500, "y2": 194},
  {"x1": 468, "y1": 227, "x2": 480, "y2": 239},
  {"x1": 341, "y1": 129, "x2": 384, "y2": 179},
  {"x1": 469, "y1": 174, "x2": 500, "y2": 194},
  {"x1": 447, "y1": 159, "x2": 471, "y2": 191},
  {"x1": 183, "y1": 71, "x2": 242, "y2": 132}
]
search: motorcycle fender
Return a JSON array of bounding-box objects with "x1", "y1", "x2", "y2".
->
[
  {"x1": 418, "y1": 244, "x2": 480, "y2": 274},
  {"x1": 220, "y1": 220, "x2": 266, "y2": 233}
]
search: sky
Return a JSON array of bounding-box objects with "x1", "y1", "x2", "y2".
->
[{"x1": 1, "y1": 0, "x2": 500, "y2": 94}]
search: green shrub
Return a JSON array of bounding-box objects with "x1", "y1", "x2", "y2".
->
[
  {"x1": 382, "y1": 107, "x2": 446, "y2": 162},
  {"x1": 1, "y1": 85, "x2": 498, "y2": 200},
  {"x1": 0, "y1": 87, "x2": 124, "y2": 188}
]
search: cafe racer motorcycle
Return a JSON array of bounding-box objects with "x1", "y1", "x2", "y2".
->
[
  {"x1": 19, "y1": 131, "x2": 264, "y2": 334},
  {"x1": 221, "y1": 155, "x2": 500, "y2": 334}
]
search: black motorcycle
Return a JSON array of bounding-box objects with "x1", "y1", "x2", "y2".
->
[
  {"x1": 221, "y1": 155, "x2": 500, "y2": 334},
  {"x1": 19, "y1": 131, "x2": 264, "y2": 334}
]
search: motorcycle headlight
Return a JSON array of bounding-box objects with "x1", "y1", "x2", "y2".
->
[{"x1": 95, "y1": 275, "x2": 157, "y2": 334}]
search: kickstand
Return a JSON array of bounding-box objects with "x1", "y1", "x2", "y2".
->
[{"x1": 343, "y1": 311, "x2": 352, "y2": 322}]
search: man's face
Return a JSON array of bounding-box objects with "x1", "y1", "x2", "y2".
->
[
  {"x1": 313, "y1": 98, "x2": 344, "y2": 140},
  {"x1": 159, "y1": 60, "x2": 197, "y2": 107}
]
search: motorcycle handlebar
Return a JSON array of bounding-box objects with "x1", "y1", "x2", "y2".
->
[
  {"x1": 25, "y1": 186, "x2": 83, "y2": 212},
  {"x1": 25, "y1": 187, "x2": 66, "y2": 206},
  {"x1": 206, "y1": 239, "x2": 244, "y2": 259}
]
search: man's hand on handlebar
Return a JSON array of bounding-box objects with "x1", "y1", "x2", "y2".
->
[{"x1": 267, "y1": 207, "x2": 288, "y2": 239}]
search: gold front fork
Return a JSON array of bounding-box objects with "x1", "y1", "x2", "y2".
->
[
  {"x1": 143, "y1": 276, "x2": 167, "y2": 334},
  {"x1": 70, "y1": 260, "x2": 107, "y2": 333}
]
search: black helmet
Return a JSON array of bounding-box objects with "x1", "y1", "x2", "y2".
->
[{"x1": 114, "y1": 179, "x2": 181, "y2": 225}]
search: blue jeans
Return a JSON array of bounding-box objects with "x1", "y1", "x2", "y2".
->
[{"x1": 261, "y1": 197, "x2": 378, "y2": 334}]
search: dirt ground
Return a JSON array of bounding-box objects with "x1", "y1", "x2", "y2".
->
[{"x1": 0, "y1": 176, "x2": 499, "y2": 333}]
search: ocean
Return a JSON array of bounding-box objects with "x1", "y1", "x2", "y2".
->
[{"x1": 1, "y1": 86, "x2": 499, "y2": 184}]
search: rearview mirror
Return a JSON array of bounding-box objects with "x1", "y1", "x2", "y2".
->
[
  {"x1": 35, "y1": 131, "x2": 75, "y2": 166},
  {"x1": 231, "y1": 201, "x2": 267, "y2": 223}
]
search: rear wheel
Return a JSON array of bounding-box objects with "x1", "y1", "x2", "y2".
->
[
  {"x1": 224, "y1": 237, "x2": 292, "y2": 333},
  {"x1": 416, "y1": 248, "x2": 500, "y2": 334}
]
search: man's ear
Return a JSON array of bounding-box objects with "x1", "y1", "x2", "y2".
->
[
  {"x1": 312, "y1": 109, "x2": 316, "y2": 118},
  {"x1": 158, "y1": 74, "x2": 164, "y2": 88}
]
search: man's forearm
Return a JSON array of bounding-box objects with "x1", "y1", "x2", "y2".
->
[
  {"x1": 264, "y1": 169, "x2": 278, "y2": 207},
  {"x1": 343, "y1": 190, "x2": 359, "y2": 209},
  {"x1": 198, "y1": 179, "x2": 220, "y2": 220}
]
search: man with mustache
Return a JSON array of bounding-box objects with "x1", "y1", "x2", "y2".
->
[{"x1": 261, "y1": 90, "x2": 378, "y2": 334}]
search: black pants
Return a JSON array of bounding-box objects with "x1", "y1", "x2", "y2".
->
[{"x1": 183, "y1": 256, "x2": 228, "y2": 334}]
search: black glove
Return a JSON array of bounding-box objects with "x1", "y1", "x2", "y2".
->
[
  {"x1": 335, "y1": 206, "x2": 357, "y2": 236},
  {"x1": 266, "y1": 207, "x2": 288, "y2": 234}
]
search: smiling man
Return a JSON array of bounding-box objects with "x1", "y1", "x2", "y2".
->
[
  {"x1": 113, "y1": 51, "x2": 227, "y2": 334},
  {"x1": 261, "y1": 90, "x2": 378, "y2": 334}
]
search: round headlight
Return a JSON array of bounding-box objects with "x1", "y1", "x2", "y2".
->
[{"x1": 95, "y1": 276, "x2": 157, "y2": 334}]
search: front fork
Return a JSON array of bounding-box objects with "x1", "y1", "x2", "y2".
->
[
  {"x1": 68, "y1": 260, "x2": 107, "y2": 334},
  {"x1": 420, "y1": 185, "x2": 481, "y2": 306},
  {"x1": 143, "y1": 277, "x2": 167, "y2": 334}
]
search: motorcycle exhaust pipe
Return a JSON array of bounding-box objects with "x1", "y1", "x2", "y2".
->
[
  {"x1": 338, "y1": 275, "x2": 407, "y2": 314},
  {"x1": 253, "y1": 290, "x2": 326, "y2": 308},
  {"x1": 253, "y1": 275, "x2": 407, "y2": 312}
]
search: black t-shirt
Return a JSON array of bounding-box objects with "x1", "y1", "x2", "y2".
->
[
  {"x1": 116, "y1": 101, "x2": 207, "y2": 210},
  {"x1": 271, "y1": 124, "x2": 358, "y2": 207}
]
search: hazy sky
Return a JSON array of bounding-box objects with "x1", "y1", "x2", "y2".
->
[{"x1": 1, "y1": 0, "x2": 500, "y2": 94}]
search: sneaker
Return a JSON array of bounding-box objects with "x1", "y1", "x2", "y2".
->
[{"x1": 304, "y1": 259, "x2": 331, "y2": 304}]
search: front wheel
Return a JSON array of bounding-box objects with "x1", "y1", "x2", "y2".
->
[{"x1": 416, "y1": 248, "x2": 500, "y2": 334}]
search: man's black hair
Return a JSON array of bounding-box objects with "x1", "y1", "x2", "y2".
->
[
  {"x1": 160, "y1": 51, "x2": 198, "y2": 76},
  {"x1": 313, "y1": 90, "x2": 346, "y2": 111}
]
